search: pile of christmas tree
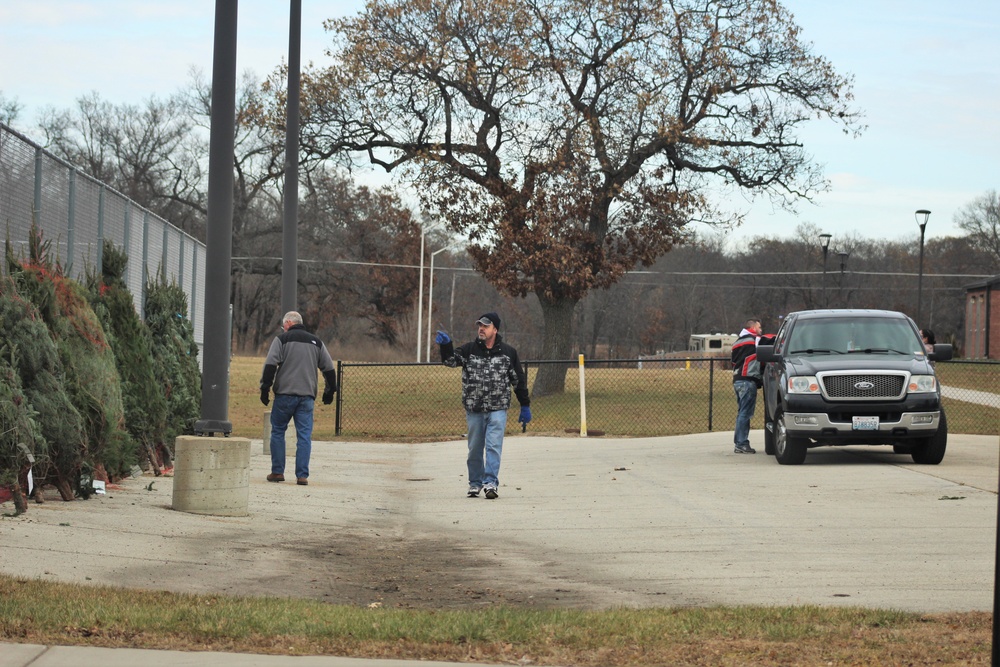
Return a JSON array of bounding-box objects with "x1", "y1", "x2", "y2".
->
[{"x1": 0, "y1": 226, "x2": 201, "y2": 514}]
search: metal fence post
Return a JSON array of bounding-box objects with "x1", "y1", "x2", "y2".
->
[
  {"x1": 33, "y1": 147, "x2": 42, "y2": 226},
  {"x1": 162, "y1": 222, "x2": 169, "y2": 283},
  {"x1": 67, "y1": 168, "x2": 76, "y2": 275},
  {"x1": 335, "y1": 360, "x2": 344, "y2": 436},
  {"x1": 141, "y1": 210, "x2": 150, "y2": 319},
  {"x1": 708, "y1": 358, "x2": 715, "y2": 431},
  {"x1": 97, "y1": 185, "x2": 105, "y2": 271},
  {"x1": 190, "y1": 244, "x2": 198, "y2": 322},
  {"x1": 178, "y1": 235, "x2": 185, "y2": 289},
  {"x1": 123, "y1": 204, "x2": 131, "y2": 279}
]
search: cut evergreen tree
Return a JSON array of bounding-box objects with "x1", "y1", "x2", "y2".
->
[
  {"x1": 87, "y1": 240, "x2": 168, "y2": 474},
  {"x1": 0, "y1": 330, "x2": 43, "y2": 515},
  {"x1": 145, "y1": 276, "x2": 201, "y2": 464},
  {"x1": 0, "y1": 245, "x2": 86, "y2": 501}
]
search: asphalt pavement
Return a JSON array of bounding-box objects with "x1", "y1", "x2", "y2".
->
[{"x1": 2, "y1": 430, "x2": 997, "y2": 666}]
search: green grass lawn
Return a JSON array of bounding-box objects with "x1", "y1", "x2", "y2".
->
[{"x1": 0, "y1": 575, "x2": 990, "y2": 665}]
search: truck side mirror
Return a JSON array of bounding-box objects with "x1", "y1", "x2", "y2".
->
[
  {"x1": 930, "y1": 343, "x2": 953, "y2": 362},
  {"x1": 756, "y1": 345, "x2": 778, "y2": 363}
]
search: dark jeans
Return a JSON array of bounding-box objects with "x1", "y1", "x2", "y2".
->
[
  {"x1": 269, "y1": 394, "x2": 314, "y2": 479},
  {"x1": 733, "y1": 380, "x2": 758, "y2": 447}
]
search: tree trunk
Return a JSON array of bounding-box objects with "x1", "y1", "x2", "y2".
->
[
  {"x1": 54, "y1": 472, "x2": 74, "y2": 501},
  {"x1": 531, "y1": 294, "x2": 578, "y2": 397},
  {"x1": 144, "y1": 440, "x2": 163, "y2": 477},
  {"x1": 12, "y1": 483, "x2": 27, "y2": 515}
]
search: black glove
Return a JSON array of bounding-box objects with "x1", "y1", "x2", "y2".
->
[
  {"x1": 260, "y1": 387, "x2": 270, "y2": 406},
  {"x1": 322, "y1": 386, "x2": 334, "y2": 405}
]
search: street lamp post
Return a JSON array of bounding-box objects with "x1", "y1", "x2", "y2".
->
[
  {"x1": 838, "y1": 251, "x2": 849, "y2": 307},
  {"x1": 426, "y1": 242, "x2": 462, "y2": 362},
  {"x1": 915, "y1": 209, "x2": 930, "y2": 324},
  {"x1": 819, "y1": 233, "x2": 832, "y2": 307},
  {"x1": 415, "y1": 227, "x2": 425, "y2": 362}
]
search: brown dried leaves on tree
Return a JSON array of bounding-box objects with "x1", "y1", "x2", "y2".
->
[{"x1": 297, "y1": 0, "x2": 863, "y2": 390}]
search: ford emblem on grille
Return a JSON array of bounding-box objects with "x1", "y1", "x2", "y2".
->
[{"x1": 854, "y1": 381, "x2": 875, "y2": 390}]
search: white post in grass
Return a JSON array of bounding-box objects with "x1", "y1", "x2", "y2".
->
[{"x1": 578, "y1": 354, "x2": 588, "y2": 437}]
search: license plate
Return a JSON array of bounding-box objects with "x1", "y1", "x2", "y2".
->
[{"x1": 852, "y1": 416, "x2": 879, "y2": 431}]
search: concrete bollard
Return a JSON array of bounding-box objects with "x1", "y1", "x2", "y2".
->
[{"x1": 171, "y1": 436, "x2": 251, "y2": 516}]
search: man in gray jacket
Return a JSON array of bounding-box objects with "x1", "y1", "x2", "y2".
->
[{"x1": 260, "y1": 311, "x2": 337, "y2": 485}]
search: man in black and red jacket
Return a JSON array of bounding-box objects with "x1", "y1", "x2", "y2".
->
[{"x1": 731, "y1": 318, "x2": 775, "y2": 454}]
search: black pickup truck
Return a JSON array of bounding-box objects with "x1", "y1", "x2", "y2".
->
[{"x1": 755, "y1": 309, "x2": 952, "y2": 465}]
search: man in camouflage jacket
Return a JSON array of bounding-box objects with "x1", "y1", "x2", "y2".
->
[{"x1": 436, "y1": 312, "x2": 531, "y2": 499}]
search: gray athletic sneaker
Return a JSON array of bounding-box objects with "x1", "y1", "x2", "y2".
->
[
  {"x1": 467, "y1": 486, "x2": 481, "y2": 498},
  {"x1": 734, "y1": 444, "x2": 756, "y2": 454},
  {"x1": 484, "y1": 486, "x2": 498, "y2": 499}
]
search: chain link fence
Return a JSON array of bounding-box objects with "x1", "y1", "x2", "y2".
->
[
  {"x1": 0, "y1": 123, "x2": 205, "y2": 347},
  {"x1": 334, "y1": 358, "x2": 999, "y2": 439}
]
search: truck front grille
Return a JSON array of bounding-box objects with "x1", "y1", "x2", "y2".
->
[{"x1": 820, "y1": 373, "x2": 906, "y2": 400}]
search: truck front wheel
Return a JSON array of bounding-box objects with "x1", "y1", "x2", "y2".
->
[
  {"x1": 911, "y1": 409, "x2": 947, "y2": 465},
  {"x1": 774, "y1": 411, "x2": 808, "y2": 465}
]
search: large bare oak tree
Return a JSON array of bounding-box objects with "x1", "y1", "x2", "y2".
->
[{"x1": 298, "y1": 0, "x2": 863, "y2": 394}]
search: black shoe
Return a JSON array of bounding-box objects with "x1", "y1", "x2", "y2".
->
[
  {"x1": 734, "y1": 444, "x2": 756, "y2": 454},
  {"x1": 467, "y1": 486, "x2": 481, "y2": 498},
  {"x1": 484, "y1": 487, "x2": 498, "y2": 499}
]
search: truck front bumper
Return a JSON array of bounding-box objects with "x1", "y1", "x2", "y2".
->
[{"x1": 784, "y1": 410, "x2": 940, "y2": 441}]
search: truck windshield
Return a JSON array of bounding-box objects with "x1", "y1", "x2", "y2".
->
[{"x1": 786, "y1": 317, "x2": 923, "y2": 356}]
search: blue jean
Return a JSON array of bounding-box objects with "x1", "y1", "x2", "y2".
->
[
  {"x1": 466, "y1": 409, "x2": 507, "y2": 488},
  {"x1": 733, "y1": 380, "x2": 758, "y2": 447},
  {"x1": 270, "y1": 394, "x2": 314, "y2": 479}
]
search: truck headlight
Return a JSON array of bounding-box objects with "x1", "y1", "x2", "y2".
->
[
  {"x1": 787, "y1": 376, "x2": 820, "y2": 394},
  {"x1": 908, "y1": 375, "x2": 937, "y2": 393}
]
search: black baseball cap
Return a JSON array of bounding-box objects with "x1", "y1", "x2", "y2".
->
[{"x1": 476, "y1": 312, "x2": 501, "y2": 329}]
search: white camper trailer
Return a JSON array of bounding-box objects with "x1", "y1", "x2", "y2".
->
[{"x1": 688, "y1": 333, "x2": 737, "y2": 355}]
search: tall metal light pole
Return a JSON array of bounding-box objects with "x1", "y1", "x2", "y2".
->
[
  {"x1": 280, "y1": 0, "x2": 302, "y2": 316},
  {"x1": 915, "y1": 209, "x2": 930, "y2": 325},
  {"x1": 194, "y1": 0, "x2": 239, "y2": 436},
  {"x1": 819, "y1": 233, "x2": 832, "y2": 307}
]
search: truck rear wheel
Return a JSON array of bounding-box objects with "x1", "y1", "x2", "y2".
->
[
  {"x1": 911, "y1": 410, "x2": 947, "y2": 465},
  {"x1": 774, "y1": 412, "x2": 807, "y2": 465}
]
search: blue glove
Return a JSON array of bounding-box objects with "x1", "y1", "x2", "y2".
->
[
  {"x1": 435, "y1": 330, "x2": 451, "y2": 344},
  {"x1": 518, "y1": 406, "x2": 532, "y2": 425}
]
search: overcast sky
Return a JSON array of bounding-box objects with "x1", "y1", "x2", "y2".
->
[{"x1": 1, "y1": 0, "x2": 997, "y2": 250}]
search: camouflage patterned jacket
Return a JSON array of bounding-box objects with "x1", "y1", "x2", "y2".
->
[{"x1": 439, "y1": 333, "x2": 530, "y2": 413}]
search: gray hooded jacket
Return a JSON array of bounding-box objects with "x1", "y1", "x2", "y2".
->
[{"x1": 260, "y1": 324, "x2": 337, "y2": 398}]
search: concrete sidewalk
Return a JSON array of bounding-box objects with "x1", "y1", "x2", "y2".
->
[
  {"x1": 0, "y1": 644, "x2": 497, "y2": 667},
  {"x1": 2, "y1": 431, "x2": 997, "y2": 665}
]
